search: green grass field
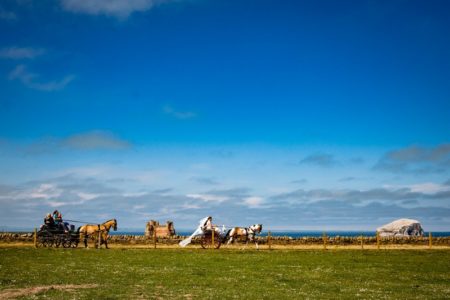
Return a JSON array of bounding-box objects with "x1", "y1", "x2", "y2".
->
[{"x1": 0, "y1": 248, "x2": 449, "y2": 299}]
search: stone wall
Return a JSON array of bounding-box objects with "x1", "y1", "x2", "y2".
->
[{"x1": 1, "y1": 232, "x2": 450, "y2": 246}]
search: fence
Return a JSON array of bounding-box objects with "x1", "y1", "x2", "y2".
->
[{"x1": 1, "y1": 230, "x2": 449, "y2": 249}]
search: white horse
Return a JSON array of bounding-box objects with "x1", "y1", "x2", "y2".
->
[{"x1": 226, "y1": 224, "x2": 263, "y2": 249}]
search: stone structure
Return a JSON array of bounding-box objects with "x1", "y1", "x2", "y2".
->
[
  {"x1": 2, "y1": 232, "x2": 450, "y2": 246},
  {"x1": 145, "y1": 220, "x2": 176, "y2": 238},
  {"x1": 376, "y1": 218, "x2": 424, "y2": 237}
]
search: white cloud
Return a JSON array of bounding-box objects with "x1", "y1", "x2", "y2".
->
[
  {"x1": 8, "y1": 64, "x2": 75, "y2": 91},
  {"x1": 163, "y1": 105, "x2": 197, "y2": 120},
  {"x1": 243, "y1": 196, "x2": 264, "y2": 208},
  {"x1": 122, "y1": 192, "x2": 148, "y2": 197},
  {"x1": 186, "y1": 193, "x2": 228, "y2": 202},
  {"x1": 60, "y1": 0, "x2": 169, "y2": 19},
  {"x1": 77, "y1": 192, "x2": 100, "y2": 201},
  {"x1": 408, "y1": 183, "x2": 450, "y2": 194},
  {"x1": 182, "y1": 203, "x2": 201, "y2": 209},
  {"x1": 0, "y1": 47, "x2": 45, "y2": 59},
  {"x1": 30, "y1": 184, "x2": 62, "y2": 199}
]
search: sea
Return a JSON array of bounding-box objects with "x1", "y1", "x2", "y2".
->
[{"x1": 2, "y1": 227, "x2": 449, "y2": 237}]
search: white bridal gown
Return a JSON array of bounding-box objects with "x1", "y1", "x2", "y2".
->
[{"x1": 179, "y1": 217, "x2": 210, "y2": 247}]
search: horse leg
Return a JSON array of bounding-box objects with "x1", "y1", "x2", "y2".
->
[
  {"x1": 227, "y1": 229, "x2": 235, "y2": 245},
  {"x1": 83, "y1": 234, "x2": 88, "y2": 248},
  {"x1": 104, "y1": 234, "x2": 109, "y2": 249}
]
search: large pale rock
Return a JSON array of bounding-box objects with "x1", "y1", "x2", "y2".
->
[{"x1": 377, "y1": 218, "x2": 424, "y2": 237}]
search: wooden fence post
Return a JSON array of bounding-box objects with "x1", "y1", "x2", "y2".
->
[
  {"x1": 98, "y1": 229, "x2": 101, "y2": 249},
  {"x1": 268, "y1": 231, "x2": 272, "y2": 250},
  {"x1": 34, "y1": 228, "x2": 37, "y2": 248},
  {"x1": 153, "y1": 229, "x2": 157, "y2": 249},
  {"x1": 323, "y1": 232, "x2": 327, "y2": 250},
  {"x1": 211, "y1": 229, "x2": 215, "y2": 250},
  {"x1": 376, "y1": 232, "x2": 380, "y2": 250},
  {"x1": 429, "y1": 232, "x2": 432, "y2": 249}
]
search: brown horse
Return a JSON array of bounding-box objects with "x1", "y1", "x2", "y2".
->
[{"x1": 78, "y1": 219, "x2": 117, "y2": 249}]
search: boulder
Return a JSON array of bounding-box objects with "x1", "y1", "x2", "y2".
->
[{"x1": 377, "y1": 218, "x2": 424, "y2": 237}]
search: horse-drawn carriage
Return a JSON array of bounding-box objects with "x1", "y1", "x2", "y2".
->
[
  {"x1": 36, "y1": 224, "x2": 79, "y2": 248},
  {"x1": 36, "y1": 217, "x2": 117, "y2": 249},
  {"x1": 180, "y1": 216, "x2": 263, "y2": 249},
  {"x1": 199, "y1": 229, "x2": 226, "y2": 249}
]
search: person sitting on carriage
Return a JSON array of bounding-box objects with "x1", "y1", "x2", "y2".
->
[
  {"x1": 53, "y1": 210, "x2": 61, "y2": 224},
  {"x1": 201, "y1": 216, "x2": 213, "y2": 231},
  {"x1": 53, "y1": 210, "x2": 69, "y2": 233},
  {"x1": 179, "y1": 216, "x2": 213, "y2": 247}
]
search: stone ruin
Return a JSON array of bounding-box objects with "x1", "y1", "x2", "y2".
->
[{"x1": 145, "y1": 220, "x2": 176, "y2": 238}]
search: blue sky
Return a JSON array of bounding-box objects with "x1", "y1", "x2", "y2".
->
[{"x1": 0, "y1": 0, "x2": 449, "y2": 231}]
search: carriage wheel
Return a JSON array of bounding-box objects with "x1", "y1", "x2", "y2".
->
[
  {"x1": 71, "y1": 239, "x2": 79, "y2": 248},
  {"x1": 42, "y1": 238, "x2": 53, "y2": 248},
  {"x1": 200, "y1": 235, "x2": 221, "y2": 249},
  {"x1": 36, "y1": 236, "x2": 45, "y2": 248},
  {"x1": 62, "y1": 239, "x2": 71, "y2": 248}
]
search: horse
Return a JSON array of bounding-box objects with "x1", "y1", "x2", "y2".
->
[
  {"x1": 77, "y1": 219, "x2": 117, "y2": 249},
  {"x1": 226, "y1": 224, "x2": 263, "y2": 249}
]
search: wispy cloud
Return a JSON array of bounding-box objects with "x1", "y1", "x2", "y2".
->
[
  {"x1": 0, "y1": 9, "x2": 17, "y2": 21},
  {"x1": 186, "y1": 193, "x2": 228, "y2": 202},
  {"x1": 2, "y1": 173, "x2": 450, "y2": 230},
  {"x1": 8, "y1": 64, "x2": 75, "y2": 91},
  {"x1": 290, "y1": 179, "x2": 307, "y2": 184},
  {"x1": 60, "y1": 0, "x2": 171, "y2": 19},
  {"x1": 339, "y1": 177, "x2": 356, "y2": 182},
  {"x1": 190, "y1": 177, "x2": 219, "y2": 185},
  {"x1": 299, "y1": 153, "x2": 338, "y2": 167},
  {"x1": 63, "y1": 130, "x2": 131, "y2": 150},
  {"x1": 374, "y1": 144, "x2": 450, "y2": 174},
  {"x1": 23, "y1": 131, "x2": 131, "y2": 154},
  {"x1": 0, "y1": 47, "x2": 45, "y2": 59},
  {"x1": 186, "y1": 188, "x2": 250, "y2": 203},
  {"x1": 163, "y1": 105, "x2": 197, "y2": 120},
  {"x1": 272, "y1": 185, "x2": 450, "y2": 205}
]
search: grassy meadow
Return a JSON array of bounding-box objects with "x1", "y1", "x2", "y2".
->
[{"x1": 0, "y1": 248, "x2": 449, "y2": 299}]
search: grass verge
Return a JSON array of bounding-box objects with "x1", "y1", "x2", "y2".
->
[{"x1": 0, "y1": 248, "x2": 449, "y2": 299}]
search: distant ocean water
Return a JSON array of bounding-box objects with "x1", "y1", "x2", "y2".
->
[
  {"x1": 110, "y1": 231, "x2": 450, "y2": 237},
  {"x1": 2, "y1": 227, "x2": 449, "y2": 237}
]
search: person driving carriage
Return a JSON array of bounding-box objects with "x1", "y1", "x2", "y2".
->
[
  {"x1": 44, "y1": 213, "x2": 54, "y2": 227},
  {"x1": 39, "y1": 213, "x2": 55, "y2": 231}
]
